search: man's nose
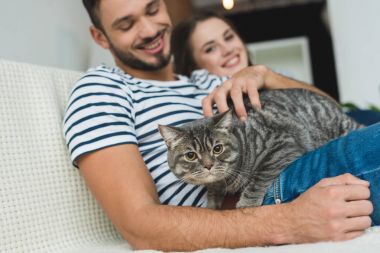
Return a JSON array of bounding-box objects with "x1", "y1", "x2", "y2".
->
[{"x1": 138, "y1": 17, "x2": 157, "y2": 38}]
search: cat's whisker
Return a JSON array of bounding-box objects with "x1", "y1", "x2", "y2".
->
[
  {"x1": 178, "y1": 177, "x2": 188, "y2": 184},
  {"x1": 191, "y1": 171, "x2": 206, "y2": 178},
  {"x1": 231, "y1": 168, "x2": 250, "y2": 177},
  {"x1": 224, "y1": 170, "x2": 248, "y2": 192}
]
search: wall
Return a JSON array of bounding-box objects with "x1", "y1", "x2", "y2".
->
[
  {"x1": 164, "y1": 0, "x2": 193, "y2": 26},
  {"x1": 0, "y1": 0, "x2": 194, "y2": 71},
  {"x1": 328, "y1": 0, "x2": 380, "y2": 107},
  {"x1": 0, "y1": 0, "x2": 91, "y2": 71},
  {"x1": 2, "y1": 0, "x2": 380, "y2": 108}
]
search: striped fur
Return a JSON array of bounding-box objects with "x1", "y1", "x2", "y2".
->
[{"x1": 159, "y1": 88, "x2": 363, "y2": 209}]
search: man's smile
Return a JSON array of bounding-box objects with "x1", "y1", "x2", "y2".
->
[
  {"x1": 142, "y1": 36, "x2": 164, "y2": 54},
  {"x1": 135, "y1": 29, "x2": 167, "y2": 55}
]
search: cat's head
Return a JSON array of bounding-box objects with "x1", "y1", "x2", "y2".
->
[{"x1": 158, "y1": 110, "x2": 241, "y2": 185}]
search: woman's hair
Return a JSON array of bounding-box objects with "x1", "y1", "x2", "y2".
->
[{"x1": 171, "y1": 11, "x2": 251, "y2": 76}]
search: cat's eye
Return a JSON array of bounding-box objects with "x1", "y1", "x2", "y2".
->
[
  {"x1": 184, "y1": 152, "x2": 197, "y2": 161},
  {"x1": 213, "y1": 144, "x2": 224, "y2": 154}
]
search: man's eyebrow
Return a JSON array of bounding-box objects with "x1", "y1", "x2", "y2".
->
[
  {"x1": 112, "y1": 15, "x2": 132, "y2": 28},
  {"x1": 111, "y1": 0, "x2": 158, "y2": 28}
]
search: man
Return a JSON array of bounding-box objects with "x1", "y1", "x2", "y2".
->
[{"x1": 64, "y1": 0, "x2": 374, "y2": 251}]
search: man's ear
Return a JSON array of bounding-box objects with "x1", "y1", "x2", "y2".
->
[
  {"x1": 158, "y1": 125, "x2": 185, "y2": 148},
  {"x1": 90, "y1": 25, "x2": 110, "y2": 49}
]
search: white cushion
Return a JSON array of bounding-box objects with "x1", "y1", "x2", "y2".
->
[{"x1": 0, "y1": 59, "x2": 131, "y2": 252}]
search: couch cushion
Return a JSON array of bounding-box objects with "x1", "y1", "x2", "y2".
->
[{"x1": 0, "y1": 60, "x2": 131, "y2": 252}]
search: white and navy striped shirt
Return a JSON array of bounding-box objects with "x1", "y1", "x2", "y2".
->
[{"x1": 63, "y1": 65, "x2": 226, "y2": 207}]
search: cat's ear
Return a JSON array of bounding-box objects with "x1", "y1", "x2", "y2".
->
[
  {"x1": 213, "y1": 109, "x2": 233, "y2": 131},
  {"x1": 158, "y1": 125, "x2": 185, "y2": 148}
]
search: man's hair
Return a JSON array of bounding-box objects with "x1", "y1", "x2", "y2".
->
[{"x1": 82, "y1": 0, "x2": 104, "y2": 31}]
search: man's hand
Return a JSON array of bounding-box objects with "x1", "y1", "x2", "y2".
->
[
  {"x1": 202, "y1": 65, "x2": 267, "y2": 121},
  {"x1": 286, "y1": 173, "x2": 373, "y2": 244}
]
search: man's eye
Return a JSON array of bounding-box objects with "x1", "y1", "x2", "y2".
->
[
  {"x1": 119, "y1": 23, "x2": 133, "y2": 31},
  {"x1": 213, "y1": 144, "x2": 224, "y2": 154},
  {"x1": 120, "y1": 26, "x2": 131, "y2": 31},
  {"x1": 147, "y1": 4, "x2": 159, "y2": 15},
  {"x1": 147, "y1": 9, "x2": 158, "y2": 15},
  {"x1": 184, "y1": 152, "x2": 197, "y2": 161}
]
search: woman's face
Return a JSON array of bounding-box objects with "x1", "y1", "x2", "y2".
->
[{"x1": 190, "y1": 17, "x2": 249, "y2": 77}]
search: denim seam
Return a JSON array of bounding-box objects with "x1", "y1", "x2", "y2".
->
[
  {"x1": 355, "y1": 166, "x2": 380, "y2": 177},
  {"x1": 274, "y1": 177, "x2": 282, "y2": 204}
]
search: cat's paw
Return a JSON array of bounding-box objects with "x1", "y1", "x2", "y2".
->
[
  {"x1": 236, "y1": 198, "x2": 261, "y2": 208},
  {"x1": 207, "y1": 200, "x2": 222, "y2": 210}
]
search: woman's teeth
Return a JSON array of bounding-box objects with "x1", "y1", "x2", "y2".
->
[{"x1": 224, "y1": 56, "x2": 239, "y2": 68}]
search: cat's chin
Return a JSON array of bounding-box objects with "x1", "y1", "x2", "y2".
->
[{"x1": 186, "y1": 174, "x2": 224, "y2": 185}]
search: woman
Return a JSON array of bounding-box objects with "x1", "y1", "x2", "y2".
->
[
  {"x1": 171, "y1": 11, "x2": 252, "y2": 77},
  {"x1": 171, "y1": 12, "x2": 380, "y2": 221},
  {"x1": 172, "y1": 12, "x2": 380, "y2": 125}
]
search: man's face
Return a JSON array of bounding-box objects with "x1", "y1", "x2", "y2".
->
[{"x1": 97, "y1": 0, "x2": 172, "y2": 71}]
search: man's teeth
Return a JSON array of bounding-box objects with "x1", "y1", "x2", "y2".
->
[{"x1": 144, "y1": 39, "x2": 161, "y2": 49}]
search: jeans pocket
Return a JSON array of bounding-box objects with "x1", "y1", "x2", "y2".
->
[{"x1": 262, "y1": 177, "x2": 281, "y2": 205}]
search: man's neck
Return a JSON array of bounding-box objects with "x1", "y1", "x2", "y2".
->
[{"x1": 117, "y1": 62, "x2": 176, "y2": 81}]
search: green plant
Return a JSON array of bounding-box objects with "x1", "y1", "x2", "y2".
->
[
  {"x1": 368, "y1": 105, "x2": 380, "y2": 112},
  {"x1": 341, "y1": 102, "x2": 380, "y2": 112}
]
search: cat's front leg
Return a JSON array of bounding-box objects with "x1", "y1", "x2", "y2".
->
[
  {"x1": 206, "y1": 184, "x2": 226, "y2": 210},
  {"x1": 236, "y1": 178, "x2": 273, "y2": 208},
  {"x1": 236, "y1": 147, "x2": 304, "y2": 208}
]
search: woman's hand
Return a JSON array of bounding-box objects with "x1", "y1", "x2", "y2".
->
[
  {"x1": 202, "y1": 65, "x2": 268, "y2": 121},
  {"x1": 202, "y1": 64, "x2": 332, "y2": 120}
]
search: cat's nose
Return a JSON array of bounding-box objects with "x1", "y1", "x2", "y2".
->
[{"x1": 204, "y1": 164, "x2": 213, "y2": 170}]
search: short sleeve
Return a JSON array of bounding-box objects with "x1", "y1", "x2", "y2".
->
[
  {"x1": 63, "y1": 70, "x2": 137, "y2": 164},
  {"x1": 189, "y1": 69, "x2": 229, "y2": 92}
]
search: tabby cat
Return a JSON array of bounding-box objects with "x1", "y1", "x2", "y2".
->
[{"x1": 158, "y1": 89, "x2": 362, "y2": 209}]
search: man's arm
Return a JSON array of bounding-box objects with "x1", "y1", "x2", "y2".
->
[
  {"x1": 78, "y1": 144, "x2": 372, "y2": 251},
  {"x1": 202, "y1": 65, "x2": 335, "y2": 120}
]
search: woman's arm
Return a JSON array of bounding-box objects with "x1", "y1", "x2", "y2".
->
[
  {"x1": 78, "y1": 144, "x2": 371, "y2": 251},
  {"x1": 202, "y1": 64, "x2": 336, "y2": 120}
]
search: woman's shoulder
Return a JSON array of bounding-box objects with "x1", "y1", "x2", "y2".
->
[{"x1": 189, "y1": 69, "x2": 228, "y2": 89}]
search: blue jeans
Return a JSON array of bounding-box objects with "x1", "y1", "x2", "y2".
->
[{"x1": 263, "y1": 122, "x2": 380, "y2": 225}]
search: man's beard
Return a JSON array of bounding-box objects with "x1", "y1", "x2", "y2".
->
[{"x1": 109, "y1": 30, "x2": 171, "y2": 71}]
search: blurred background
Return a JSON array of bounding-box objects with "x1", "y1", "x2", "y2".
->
[{"x1": 0, "y1": 0, "x2": 379, "y2": 107}]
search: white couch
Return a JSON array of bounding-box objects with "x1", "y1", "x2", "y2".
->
[{"x1": 1, "y1": 59, "x2": 379, "y2": 253}]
